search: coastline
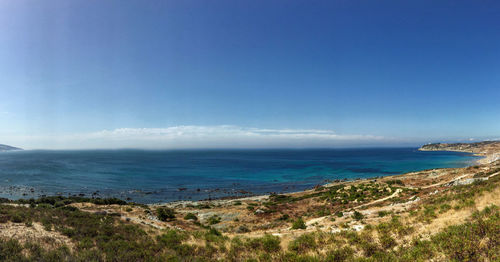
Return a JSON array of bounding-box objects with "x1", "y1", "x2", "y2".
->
[
  {"x1": 1, "y1": 141, "x2": 500, "y2": 261},
  {"x1": 107, "y1": 140, "x2": 500, "y2": 241},
  {"x1": 0, "y1": 147, "x2": 478, "y2": 204},
  {"x1": 157, "y1": 148, "x2": 486, "y2": 208}
]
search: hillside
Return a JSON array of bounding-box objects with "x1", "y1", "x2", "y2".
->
[
  {"x1": 0, "y1": 141, "x2": 498, "y2": 261},
  {"x1": 0, "y1": 144, "x2": 22, "y2": 151}
]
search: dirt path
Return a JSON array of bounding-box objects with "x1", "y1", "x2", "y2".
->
[
  {"x1": 355, "y1": 188, "x2": 402, "y2": 209},
  {"x1": 488, "y1": 171, "x2": 500, "y2": 179},
  {"x1": 304, "y1": 188, "x2": 403, "y2": 227},
  {"x1": 421, "y1": 173, "x2": 470, "y2": 189}
]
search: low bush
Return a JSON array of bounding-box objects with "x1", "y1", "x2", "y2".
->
[
  {"x1": 386, "y1": 179, "x2": 404, "y2": 186},
  {"x1": 278, "y1": 214, "x2": 290, "y2": 221},
  {"x1": 156, "y1": 207, "x2": 176, "y2": 221},
  {"x1": 183, "y1": 213, "x2": 198, "y2": 221},
  {"x1": 379, "y1": 233, "x2": 397, "y2": 249},
  {"x1": 246, "y1": 234, "x2": 281, "y2": 253},
  {"x1": 157, "y1": 230, "x2": 186, "y2": 248},
  {"x1": 352, "y1": 211, "x2": 364, "y2": 220},
  {"x1": 291, "y1": 218, "x2": 306, "y2": 230},
  {"x1": 207, "y1": 215, "x2": 221, "y2": 225},
  {"x1": 325, "y1": 246, "x2": 354, "y2": 261},
  {"x1": 288, "y1": 233, "x2": 317, "y2": 253},
  {"x1": 378, "y1": 210, "x2": 390, "y2": 217}
]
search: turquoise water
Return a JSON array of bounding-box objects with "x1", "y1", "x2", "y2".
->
[{"x1": 0, "y1": 148, "x2": 479, "y2": 203}]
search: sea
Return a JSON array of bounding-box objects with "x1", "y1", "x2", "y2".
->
[{"x1": 0, "y1": 148, "x2": 480, "y2": 204}]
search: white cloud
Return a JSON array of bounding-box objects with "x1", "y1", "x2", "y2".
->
[{"x1": 5, "y1": 125, "x2": 394, "y2": 149}]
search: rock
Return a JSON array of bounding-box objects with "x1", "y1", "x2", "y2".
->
[
  {"x1": 94, "y1": 211, "x2": 107, "y2": 216},
  {"x1": 236, "y1": 225, "x2": 251, "y2": 233},
  {"x1": 448, "y1": 177, "x2": 488, "y2": 186},
  {"x1": 254, "y1": 209, "x2": 265, "y2": 214},
  {"x1": 352, "y1": 224, "x2": 365, "y2": 231}
]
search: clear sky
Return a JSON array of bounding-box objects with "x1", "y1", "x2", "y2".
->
[{"x1": 1, "y1": 0, "x2": 499, "y2": 149}]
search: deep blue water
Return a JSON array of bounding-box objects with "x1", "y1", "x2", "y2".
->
[{"x1": 0, "y1": 148, "x2": 480, "y2": 203}]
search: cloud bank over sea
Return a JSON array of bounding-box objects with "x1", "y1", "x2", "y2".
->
[{"x1": 4, "y1": 125, "x2": 403, "y2": 150}]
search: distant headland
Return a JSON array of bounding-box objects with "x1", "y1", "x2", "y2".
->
[
  {"x1": 0, "y1": 144, "x2": 22, "y2": 151},
  {"x1": 419, "y1": 140, "x2": 500, "y2": 164}
]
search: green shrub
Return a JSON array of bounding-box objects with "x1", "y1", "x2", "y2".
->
[
  {"x1": 208, "y1": 227, "x2": 221, "y2": 236},
  {"x1": 204, "y1": 227, "x2": 226, "y2": 243},
  {"x1": 157, "y1": 230, "x2": 185, "y2": 248},
  {"x1": 325, "y1": 246, "x2": 354, "y2": 261},
  {"x1": 291, "y1": 218, "x2": 306, "y2": 230},
  {"x1": 156, "y1": 207, "x2": 176, "y2": 221},
  {"x1": 420, "y1": 205, "x2": 437, "y2": 223},
  {"x1": 260, "y1": 235, "x2": 281, "y2": 252},
  {"x1": 247, "y1": 234, "x2": 281, "y2": 253},
  {"x1": 352, "y1": 211, "x2": 364, "y2": 220},
  {"x1": 183, "y1": 213, "x2": 198, "y2": 221},
  {"x1": 37, "y1": 203, "x2": 53, "y2": 209},
  {"x1": 378, "y1": 210, "x2": 390, "y2": 217},
  {"x1": 41, "y1": 218, "x2": 52, "y2": 231},
  {"x1": 386, "y1": 180, "x2": 404, "y2": 186},
  {"x1": 0, "y1": 239, "x2": 24, "y2": 261},
  {"x1": 360, "y1": 240, "x2": 379, "y2": 256},
  {"x1": 54, "y1": 201, "x2": 66, "y2": 208},
  {"x1": 289, "y1": 233, "x2": 317, "y2": 253},
  {"x1": 236, "y1": 225, "x2": 250, "y2": 233},
  {"x1": 439, "y1": 204, "x2": 452, "y2": 213},
  {"x1": 278, "y1": 214, "x2": 290, "y2": 221},
  {"x1": 11, "y1": 213, "x2": 24, "y2": 223},
  {"x1": 379, "y1": 233, "x2": 396, "y2": 249},
  {"x1": 207, "y1": 215, "x2": 221, "y2": 225}
]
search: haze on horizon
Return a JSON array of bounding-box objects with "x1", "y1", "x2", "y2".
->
[{"x1": 1, "y1": 1, "x2": 499, "y2": 150}]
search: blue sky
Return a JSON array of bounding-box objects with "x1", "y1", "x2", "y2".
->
[{"x1": 1, "y1": 0, "x2": 499, "y2": 149}]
